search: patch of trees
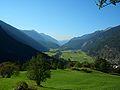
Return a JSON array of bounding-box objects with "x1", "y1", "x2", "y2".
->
[
  {"x1": 0, "y1": 62, "x2": 19, "y2": 78},
  {"x1": 22, "y1": 52, "x2": 67, "y2": 71},
  {"x1": 94, "y1": 57, "x2": 120, "y2": 74},
  {"x1": 65, "y1": 57, "x2": 120, "y2": 74},
  {"x1": 94, "y1": 57, "x2": 112, "y2": 73},
  {"x1": 1, "y1": 52, "x2": 120, "y2": 90},
  {"x1": 66, "y1": 60, "x2": 94, "y2": 69},
  {"x1": 14, "y1": 81, "x2": 37, "y2": 90},
  {"x1": 51, "y1": 52, "x2": 68, "y2": 69}
]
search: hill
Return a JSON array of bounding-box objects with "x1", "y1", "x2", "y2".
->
[
  {"x1": 61, "y1": 25, "x2": 120, "y2": 65},
  {"x1": 22, "y1": 30, "x2": 60, "y2": 49},
  {"x1": 0, "y1": 20, "x2": 47, "y2": 52},
  {"x1": 1, "y1": 70, "x2": 120, "y2": 90},
  {"x1": 0, "y1": 20, "x2": 48, "y2": 63}
]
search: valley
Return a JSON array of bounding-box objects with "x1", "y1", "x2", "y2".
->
[
  {"x1": 0, "y1": 0, "x2": 120, "y2": 89},
  {"x1": 45, "y1": 50, "x2": 94, "y2": 63},
  {"x1": 1, "y1": 20, "x2": 120, "y2": 90}
]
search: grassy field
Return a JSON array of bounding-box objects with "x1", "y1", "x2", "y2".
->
[
  {"x1": 45, "y1": 50, "x2": 94, "y2": 63},
  {"x1": 1, "y1": 69, "x2": 120, "y2": 90}
]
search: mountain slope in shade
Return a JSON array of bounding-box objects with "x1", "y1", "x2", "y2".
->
[
  {"x1": 22, "y1": 30, "x2": 60, "y2": 49},
  {"x1": 0, "y1": 20, "x2": 48, "y2": 52},
  {"x1": 39, "y1": 33, "x2": 59, "y2": 45},
  {"x1": 0, "y1": 25, "x2": 40, "y2": 63},
  {"x1": 61, "y1": 25, "x2": 120, "y2": 64}
]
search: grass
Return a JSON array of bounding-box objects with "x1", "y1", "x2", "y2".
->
[
  {"x1": 45, "y1": 50, "x2": 94, "y2": 63},
  {"x1": 1, "y1": 69, "x2": 120, "y2": 90}
]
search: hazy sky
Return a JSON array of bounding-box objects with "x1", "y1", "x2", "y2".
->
[{"x1": 0, "y1": 0, "x2": 120, "y2": 40}]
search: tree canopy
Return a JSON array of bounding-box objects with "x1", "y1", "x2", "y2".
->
[
  {"x1": 0, "y1": 62, "x2": 19, "y2": 78},
  {"x1": 27, "y1": 54, "x2": 51, "y2": 86},
  {"x1": 97, "y1": 0, "x2": 120, "y2": 9}
]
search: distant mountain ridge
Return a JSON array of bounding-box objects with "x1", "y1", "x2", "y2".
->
[
  {"x1": 39, "y1": 33, "x2": 59, "y2": 45},
  {"x1": 22, "y1": 30, "x2": 60, "y2": 49},
  {"x1": 59, "y1": 40, "x2": 69, "y2": 46},
  {"x1": 1, "y1": 20, "x2": 120, "y2": 65},
  {"x1": 61, "y1": 25, "x2": 120, "y2": 65}
]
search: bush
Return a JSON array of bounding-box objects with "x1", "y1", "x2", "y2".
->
[
  {"x1": 66, "y1": 61, "x2": 77, "y2": 68},
  {"x1": 71, "y1": 67, "x2": 80, "y2": 71},
  {"x1": 80, "y1": 68, "x2": 92, "y2": 73},
  {"x1": 71, "y1": 67, "x2": 92, "y2": 73},
  {"x1": 28, "y1": 86, "x2": 37, "y2": 90},
  {"x1": 0, "y1": 62, "x2": 19, "y2": 78},
  {"x1": 14, "y1": 81, "x2": 28, "y2": 90},
  {"x1": 81, "y1": 61, "x2": 92, "y2": 68},
  {"x1": 74, "y1": 62, "x2": 82, "y2": 68},
  {"x1": 14, "y1": 81, "x2": 37, "y2": 90}
]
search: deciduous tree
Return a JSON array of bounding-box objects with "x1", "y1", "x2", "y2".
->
[
  {"x1": 0, "y1": 62, "x2": 19, "y2": 78},
  {"x1": 96, "y1": 0, "x2": 120, "y2": 9},
  {"x1": 27, "y1": 54, "x2": 51, "y2": 86}
]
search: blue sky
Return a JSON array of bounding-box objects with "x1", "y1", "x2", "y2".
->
[{"x1": 0, "y1": 0, "x2": 120, "y2": 40}]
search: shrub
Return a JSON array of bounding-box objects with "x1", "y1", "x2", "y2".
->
[
  {"x1": 81, "y1": 61, "x2": 92, "y2": 68},
  {"x1": 14, "y1": 81, "x2": 28, "y2": 90},
  {"x1": 14, "y1": 81, "x2": 37, "y2": 90},
  {"x1": 74, "y1": 62, "x2": 82, "y2": 68},
  {"x1": 71, "y1": 67, "x2": 80, "y2": 71},
  {"x1": 0, "y1": 62, "x2": 19, "y2": 78},
  {"x1": 80, "y1": 68, "x2": 92, "y2": 73}
]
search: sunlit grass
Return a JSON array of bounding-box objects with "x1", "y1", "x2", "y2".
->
[
  {"x1": 1, "y1": 70, "x2": 120, "y2": 90},
  {"x1": 45, "y1": 50, "x2": 94, "y2": 63}
]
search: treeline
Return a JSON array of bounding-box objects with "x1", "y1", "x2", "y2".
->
[
  {"x1": 1, "y1": 53, "x2": 120, "y2": 77},
  {"x1": 1, "y1": 53, "x2": 120, "y2": 90}
]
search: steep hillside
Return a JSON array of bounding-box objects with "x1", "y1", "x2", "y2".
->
[
  {"x1": 61, "y1": 25, "x2": 120, "y2": 64},
  {"x1": 0, "y1": 20, "x2": 49, "y2": 63},
  {"x1": 22, "y1": 30, "x2": 60, "y2": 49},
  {"x1": 39, "y1": 33, "x2": 59, "y2": 45},
  {"x1": 0, "y1": 26, "x2": 39, "y2": 63},
  {"x1": 61, "y1": 30, "x2": 104, "y2": 50},
  {"x1": 0, "y1": 20, "x2": 47, "y2": 52}
]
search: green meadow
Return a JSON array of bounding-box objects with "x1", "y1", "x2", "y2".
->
[
  {"x1": 1, "y1": 69, "x2": 120, "y2": 90},
  {"x1": 45, "y1": 50, "x2": 94, "y2": 63}
]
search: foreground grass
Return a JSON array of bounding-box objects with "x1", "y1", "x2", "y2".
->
[
  {"x1": 1, "y1": 69, "x2": 120, "y2": 90},
  {"x1": 45, "y1": 50, "x2": 94, "y2": 63}
]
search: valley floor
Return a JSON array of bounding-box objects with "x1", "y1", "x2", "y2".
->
[
  {"x1": 45, "y1": 50, "x2": 94, "y2": 63},
  {"x1": 1, "y1": 69, "x2": 120, "y2": 90}
]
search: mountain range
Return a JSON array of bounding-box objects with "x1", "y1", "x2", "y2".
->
[
  {"x1": 22, "y1": 30, "x2": 60, "y2": 49},
  {"x1": 0, "y1": 20, "x2": 51, "y2": 63},
  {"x1": 0, "y1": 21, "x2": 38, "y2": 63},
  {"x1": 61, "y1": 25, "x2": 120, "y2": 64},
  {"x1": 1, "y1": 20, "x2": 120, "y2": 65}
]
